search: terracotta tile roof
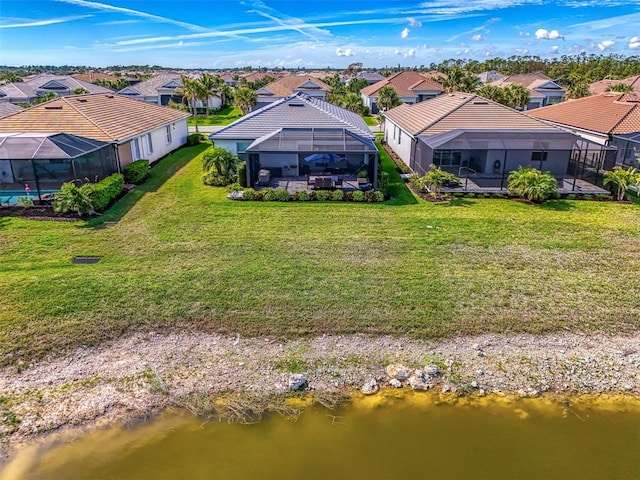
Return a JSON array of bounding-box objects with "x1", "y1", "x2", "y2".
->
[
  {"x1": 360, "y1": 71, "x2": 443, "y2": 97},
  {"x1": 526, "y1": 93, "x2": 640, "y2": 135},
  {"x1": 589, "y1": 75, "x2": 640, "y2": 95},
  {"x1": 242, "y1": 71, "x2": 275, "y2": 82},
  {"x1": 0, "y1": 93, "x2": 190, "y2": 143},
  {"x1": 71, "y1": 72, "x2": 119, "y2": 83},
  {"x1": 260, "y1": 75, "x2": 331, "y2": 97},
  {"x1": 491, "y1": 72, "x2": 552, "y2": 88},
  {"x1": 384, "y1": 92, "x2": 555, "y2": 136}
]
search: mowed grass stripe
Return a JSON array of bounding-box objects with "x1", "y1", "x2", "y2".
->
[{"x1": 1, "y1": 143, "x2": 639, "y2": 364}]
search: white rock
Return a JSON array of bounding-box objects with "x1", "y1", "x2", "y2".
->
[
  {"x1": 389, "y1": 378, "x2": 402, "y2": 388},
  {"x1": 385, "y1": 364, "x2": 410, "y2": 381},
  {"x1": 408, "y1": 375, "x2": 432, "y2": 391},
  {"x1": 362, "y1": 378, "x2": 379, "y2": 395},
  {"x1": 288, "y1": 374, "x2": 308, "y2": 391}
]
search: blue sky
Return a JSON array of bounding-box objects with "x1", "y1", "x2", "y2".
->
[{"x1": 2, "y1": 1, "x2": 640, "y2": 68}]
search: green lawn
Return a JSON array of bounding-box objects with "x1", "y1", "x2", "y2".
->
[
  {"x1": 1, "y1": 144, "x2": 639, "y2": 365},
  {"x1": 362, "y1": 116, "x2": 378, "y2": 126},
  {"x1": 188, "y1": 106, "x2": 243, "y2": 126}
]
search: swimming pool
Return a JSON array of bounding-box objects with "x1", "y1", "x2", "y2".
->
[{"x1": 0, "y1": 189, "x2": 58, "y2": 205}]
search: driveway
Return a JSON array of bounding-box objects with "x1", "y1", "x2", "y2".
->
[{"x1": 188, "y1": 125, "x2": 226, "y2": 134}]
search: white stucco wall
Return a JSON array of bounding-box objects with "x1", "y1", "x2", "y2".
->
[
  {"x1": 384, "y1": 119, "x2": 413, "y2": 167},
  {"x1": 129, "y1": 119, "x2": 188, "y2": 164},
  {"x1": 213, "y1": 139, "x2": 240, "y2": 155}
]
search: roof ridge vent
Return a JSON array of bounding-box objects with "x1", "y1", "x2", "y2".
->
[{"x1": 44, "y1": 105, "x2": 63, "y2": 110}]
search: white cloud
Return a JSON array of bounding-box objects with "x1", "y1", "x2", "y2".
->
[
  {"x1": 407, "y1": 17, "x2": 422, "y2": 27},
  {"x1": 550, "y1": 45, "x2": 559, "y2": 53},
  {"x1": 0, "y1": 14, "x2": 91, "y2": 28},
  {"x1": 404, "y1": 48, "x2": 416, "y2": 57},
  {"x1": 535, "y1": 28, "x2": 564, "y2": 40},
  {"x1": 471, "y1": 34, "x2": 484, "y2": 41},
  {"x1": 597, "y1": 39, "x2": 615, "y2": 50},
  {"x1": 519, "y1": 31, "x2": 530, "y2": 37},
  {"x1": 629, "y1": 36, "x2": 640, "y2": 49},
  {"x1": 336, "y1": 47, "x2": 354, "y2": 56},
  {"x1": 394, "y1": 49, "x2": 401, "y2": 55},
  {"x1": 401, "y1": 27, "x2": 409, "y2": 39}
]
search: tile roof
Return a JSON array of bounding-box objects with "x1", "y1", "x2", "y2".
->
[
  {"x1": 491, "y1": 72, "x2": 553, "y2": 88},
  {"x1": 0, "y1": 93, "x2": 190, "y2": 143},
  {"x1": 0, "y1": 102, "x2": 24, "y2": 119},
  {"x1": 260, "y1": 75, "x2": 331, "y2": 97},
  {"x1": 0, "y1": 82, "x2": 38, "y2": 101},
  {"x1": 360, "y1": 70, "x2": 443, "y2": 97},
  {"x1": 24, "y1": 74, "x2": 112, "y2": 94},
  {"x1": 526, "y1": 93, "x2": 640, "y2": 135},
  {"x1": 116, "y1": 72, "x2": 183, "y2": 97},
  {"x1": 71, "y1": 72, "x2": 119, "y2": 83},
  {"x1": 384, "y1": 92, "x2": 556, "y2": 136},
  {"x1": 242, "y1": 71, "x2": 276, "y2": 82},
  {"x1": 589, "y1": 75, "x2": 640, "y2": 95},
  {"x1": 210, "y1": 92, "x2": 372, "y2": 140}
]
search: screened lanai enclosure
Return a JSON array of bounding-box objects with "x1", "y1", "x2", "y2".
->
[
  {"x1": 0, "y1": 133, "x2": 118, "y2": 205},
  {"x1": 244, "y1": 128, "x2": 379, "y2": 191},
  {"x1": 412, "y1": 130, "x2": 615, "y2": 194}
]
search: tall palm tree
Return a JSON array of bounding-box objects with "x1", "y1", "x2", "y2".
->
[
  {"x1": 567, "y1": 80, "x2": 591, "y2": 99},
  {"x1": 377, "y1": 85, "x2": 401, "y2": 112},
  {"x1": 198, "y1": 73, "x2": 220, "y2": 114},
  {"x1": 605, "y1": 83, "x2": 635, "y2": 94},
  {"x1": 176, "y1": 76, "x2": 204, "y2": 133},
  {"x1": 476, "y1": 85, "x2": 505, "y2": 104},
  {"x1": 233, "y1": 86, "x2": 258, "y2": 114},
  {"x1": 342, "y1": 92, "x2": 364, "y2": 114},
  {"x1": 504, "y1": 83, "x2": 530, "y2": 110}
]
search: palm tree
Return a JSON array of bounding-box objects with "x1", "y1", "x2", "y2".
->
[
  {"x1": 459, "y1": 74, "x2": 481, "y2": 93},
  {"x1": 507, "y1": 166, "x2": 558, "y2": 203},
  {"x1": 504, "y1": 83, "x2": 530, "y2": 110},
  {"x1": 603, "y1": 166, "x2": 640, "y2": 201},
  {"x1": 342, "y1": 92, "x2": 364, "y2": 114},
  {"x1": 202, "y1": 146, "x2": 238, "y2": 176},
  {"x1": 476, "y1": 85, "x2": 506, "y2": 104},
  {"x1": 233, "y1": 86, "x2": 258, "y2": 114},
  {"x1": 176, "y1": 76, "x2": 204, "y2": 133},
  {"x1": 442, "y1": 67, "x2": 465, "y2": 92},
  {"x1": 567, "y1": 80, "x2": 591, "y2": 99},
  {"x1": 605, "y1": 83, "x2": 635, "y2": 94},
  {"x1": 198, "y1": 73, "x2": 220, "y2": 114},
  {"x1": 35, "y1": 91, "x2": 56, "y2": 104},
  {"x1": 376, "y1": 85, "x2": 401, "y2": 112}
]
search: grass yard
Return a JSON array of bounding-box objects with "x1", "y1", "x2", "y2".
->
[
  {"x1": 1, "y1": 143, "x2": 639, "y2": 365},
  {"x1": 188, "y1": 106, "x2": 243, "y2": 126},
  {"x1": 362, "y1": 116, "x2": 378, "y2": 126}
]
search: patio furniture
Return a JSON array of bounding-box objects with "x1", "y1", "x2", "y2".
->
[
  {"x1": 314, "y1": 176, "x2": 333, "y2": 189},
  {"x1": 357, "y1": 177, "x2": 371, "y2": 190},
  {"x1": 334, "y1": 176, "x2": 343, "y2": 187},
  {"x1": 258, "y1": 169, "x2": 271, "y2": 185}
]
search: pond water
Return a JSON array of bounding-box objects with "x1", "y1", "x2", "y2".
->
[{"x1": 3, "y1": 393, "x2": 640, "y2": 480}]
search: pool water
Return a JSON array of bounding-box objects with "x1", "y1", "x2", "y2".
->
[{"x1": 0, "y1": 190, "x2": 58, "y2": 205}]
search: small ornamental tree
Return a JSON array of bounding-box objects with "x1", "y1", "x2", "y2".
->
[
  {"x1": 507, "y1": 166, "x2": 558, "y2": 203},
  {"x1": 423, "y1": 165, "x2": 460, "y2": 195},
  {"x1": 201, "y1": 146, "x2": 239, "y2": 186},
  {"x1": 53, "y1": 182, "x2": 95, "y2": 216},
  {"x1": 603, "y1": 166, "x2": 640, "y2": 201}
]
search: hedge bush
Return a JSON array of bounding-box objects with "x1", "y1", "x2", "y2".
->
[
  {"x1": 186, "y1": 133, "x2": 202, "y2": 146},
  {"x1": 202, "y1": 171, "x2": 234, "y2": 186},
  {"x1": 87, "y1": 173, "x2": 125, "y2": 211},
  {"x1": 123, "y1": 159, "x2": 150, "y2": 184},
  {"x1": 237, "y1": 161, "x2": 247, "y2": 187},
  {"x1": 378, "y1": 171, "x2": 389, "y2": 199}
]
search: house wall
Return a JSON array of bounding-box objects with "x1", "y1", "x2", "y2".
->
[
  {"x1": 384, "y1": 120, "x2": 413, "y2": 166},
  {"x1": 214, "y1": 139, "x2": 241, "y2": 156},
  {"x1": 294, "y1": 89, "x2": 326, "y2": 100},
  {"x1": 483, "y1": 150, "x2": 570, "y2": 176},
  {"x1": 122, "y1": 120, "x2": 188, "y2": 166},
  {"x1": 117, "y1": 142, "x2": 133, "y2": 168}
]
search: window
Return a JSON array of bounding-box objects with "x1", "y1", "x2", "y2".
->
[
  {"x1": 147, "y1": 133, "x2": 153, "y2": 154},
  {"x1": 131, "y1": 138, "x2": 141, "y2": 160},
  {"x1": 393, "y1": 125, "x2": 397, "y2": 140},
  {"x1": 165, "y1": 125, "x2": 172, "y2": 144},
  {"x1": 398, "y1": 130, "x2": 402, "y2": 144},
  {"x1": 236, "y1": 141, "x2": 252, "y2": 154},
  {"x1": 433, "y1": 150, "x2": 462, "y2": 166},
  {"x1": 531, "y1": 151, "x2": 547, "y2": 162}
]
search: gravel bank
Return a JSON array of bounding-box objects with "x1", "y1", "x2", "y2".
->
[{"x1": 1, "y1": 331, "x2": 639, "y2": 458}]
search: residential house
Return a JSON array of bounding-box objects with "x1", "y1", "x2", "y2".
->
[
  {"x1": 0, "y1": 74, "x2": 112, "y2": 105},
  {"x1": 589, "y1": 75, "x2": 640, "y2": 96},
  {"x1": 0, "y1": 133, "x2": 117, "y2": 204},
  {"x1": 354, "y1": 71, "x2": 386, "y2": 85},
  {"x1": 255, "y1": 75, "x2": 331, "y2": 110},
  {"x1": 0, "y1": 93, "x2": 190, "y2": 168},
  {"x1": 360, "y1": 71, "x2": 444, "y2": 114},
  {"x1": 210, "y1": 92, "x2": 378, "y2": 189},
  {"x1": 477, "y1": 70, "x2": 506, "y2": 84},
  {"x1": 383, "y1": 92, "x2": 611, "y2": 193},
  {"x1": 490, "y1": 72, "x2": 565, "y2": 109},
  {"x1": 527, "y1": 92, "x2": 640, "y2": 169},
  {"x1": 117, "y1": 73, "x2": 222, "y2": 110}
]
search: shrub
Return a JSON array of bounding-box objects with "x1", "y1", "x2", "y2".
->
[
  {"x1": 253, "y1": 190, "x2": 264, "y2": 201},
  {"x1": 492, "y1": 193, "x2": 506, "y2": 199},
  {"x1": 343, "y1": 191, "x2": 354, "y2": 202},
  {"x1": 186, "y1": 133, "x2": 202, "y2": 146},
  {"x1": 423, "y1": 165, "x2": 460, "y2": 194},
  {"x1": 582, "y1": 194, "x2": 594, "y2": 201},
  {"x1": 87, "y1": 173, "x2": 125, "y2": 211},
  {"x1": 465, "y1": 192, "x2": 476, "y2": 198},
  {"x1": 242, "y1": 188, "x2": 257, "y2": 200},
  {"x1": 409, "y1": 174, "x2": 425, "y2": 192},
  {"x1": 595, "y1": 193, "x2": 612, "y2": 201},
  {"x1": 16, "y1": 197, "x2": 34, "y2": 206},
  {"x1": 378, "y1": 171, "x2": 389, "y2": 199},
  {"x1": 351, "y1": 190, "x2": 365, "y2": 202},
  {"x1": 566, "y1": 193, "x2": 577, "y2": 200},
  {"x1": 293, "y1": 190, "x2": 310, "y2": 201},
  {"x1": 274, "y1": 188, "x2": 290, "y2": 201},
  {"x1": 453, "y1": 192, "x2": 464, "y2": 198},
  {"x1": 227, "y1": 183, "x2": 242, "y2": 192},
  {"x1": 202, "y1": 171, "x2": 234, "y2": 186},
  {"x1": 603, "y1": 166, "x2": 640, "y2": 201},
  {"x1": 237, "y1": 161, "x2": 247, "y2": 187},
  {"x1": 372, "y1": 190, "x2": 385, "y2": 202},
  {"x1": 315, "y1": 190, "x2": 331, "y2": 201},
  {"x1": 507, "y1": 167, "x2": 558, "y2": 203},
  {"x1": 331, "y1": 190, "x2": 344, "y2": 201},
  {"x1": 262, "y1": 187, "x2": 277, "y2": 201},
  {"x1": 122, "y1": 159, "x2": 150, "y2": 185},
  {"x1": 53, "y1": 182, "x2": 95, "y2": 216}
]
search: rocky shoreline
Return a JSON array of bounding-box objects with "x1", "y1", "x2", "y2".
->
[{"x1": 1, "y1": 331, "x2": 639, "y2": 461}]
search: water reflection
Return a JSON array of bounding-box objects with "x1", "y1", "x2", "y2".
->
[{"x1": 3, "y1": 393, "x2": 640, "y2": 480}]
